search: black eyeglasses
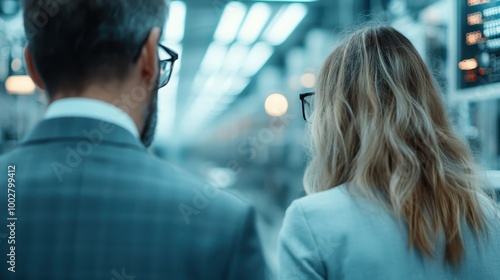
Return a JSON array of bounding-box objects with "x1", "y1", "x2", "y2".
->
[
  {"x1": 299, "y1": 92, "x2": 315, "y2": 122},
  {"x1": 133, "y1": 42, "x2": 178, "y2": 89},
  {"x1": 158, "y1": 44, "x2": 178, "y2": 88}
]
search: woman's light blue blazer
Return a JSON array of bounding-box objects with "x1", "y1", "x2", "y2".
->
[{"x1": 278, "y1": 184, "x2": 500, "y2": 280}]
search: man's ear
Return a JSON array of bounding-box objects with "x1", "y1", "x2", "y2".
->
[
  {"x1": 138, "y1": 27, "x2": 161, "y2": 89},
  {"x1": 24, "y1": 45, "x2": 45, "y2": 90}
]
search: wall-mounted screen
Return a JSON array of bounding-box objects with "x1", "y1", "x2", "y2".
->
[{"x1": 458, "y1": 0, "x2": 500, "y2": 89}]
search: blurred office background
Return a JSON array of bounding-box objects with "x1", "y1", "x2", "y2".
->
[{"x1": 1, "y1": 0, "x2": 499, "y2": 278}]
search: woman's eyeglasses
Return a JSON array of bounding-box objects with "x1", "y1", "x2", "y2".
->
[{"x1": 299, "y1": 92, "x2": 315, "y2": 122}]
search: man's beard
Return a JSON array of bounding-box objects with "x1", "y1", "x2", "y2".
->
[{"x1": 140, "y1": 74, "x2": 159, "y2": 147}]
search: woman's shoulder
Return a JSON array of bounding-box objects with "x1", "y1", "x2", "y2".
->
[
  {"x1": 286, "y1": 184, "x2": 383, "y2": 231},
  {"x1": 292, "y1": 184, "x2": 363, "y2": 214},
  {"x1": 281, "y1": 185, "x2": 398, "y2": 259}
]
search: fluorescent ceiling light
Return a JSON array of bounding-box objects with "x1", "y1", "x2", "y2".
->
[
  {"x1": 251, "y1": 0, "x2": 317, "y2": 2},
  {"x1": 190, "y1": 99, "x2": 216, "y2": 113},
  {"x1": 202, "y1": 72, "x2": 231, "y2": 95},
  {"x1": 237, "y1": 3, "x2": 272, "y2": 45},
  {"x1": 217, "y1": 95, "x2": 237, "y2": 105},
  {"x1": 223, "y1": 43, "x2": 250, "y2": 72},
  {"x1": 227, "y1": 77, "x2": 250, "y2": 95},
  {"x1": 214, "y1": 2, "x2": 247, "y2": 44},
  {"x1": 208, "y1": 74, "x2": 249, "y2": 97},
  {"x1": 191, "y1": 73, "x2": 208, "y2": 94},
  {"x1": 262, "y1": 3, "x2": 308, "y2": 46},
  {"x1": 219, "y1": 74, "x2": 238, "y2": 93},
  {"x1": 208, "y1": 101, "x2": 233, "y2": 117},
  {"x1": 186, "y1": 73, "x2": 239, "y2": 126},
  {"x1": 200, "y1": 42, "x2": 228, "y2": 73},
  {"x1": 183, "y1": 78, "x2": 243, "y2": 134},
  {"x1": 164, "y1": 1, "x2": 186, "y2": 43},
  {"x1": 240, "y1": 42, "x2": 273, "y2": 77},
  {"x1": 185, "y1": 98, "x2": 218, "y2": 124},
  {"x1": 209, "y1": 105, "x2": 231, "y2": 115}
]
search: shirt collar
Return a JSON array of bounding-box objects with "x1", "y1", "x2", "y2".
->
[{"x1": 44, "y1": 97, "x2": 139, "y2": 138}]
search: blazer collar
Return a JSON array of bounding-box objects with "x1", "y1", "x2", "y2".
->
[{"x1": 21, "y1": 117, "x2": 146, "y2": 151}]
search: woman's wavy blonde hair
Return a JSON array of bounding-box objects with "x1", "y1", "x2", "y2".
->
[{"x1": 304, "y1": 25, "x2": 495, "y2": 267}]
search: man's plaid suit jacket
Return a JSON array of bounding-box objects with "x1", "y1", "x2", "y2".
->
[{"x1": 0, "y1": 117, "x2": 265, "y2": 280}]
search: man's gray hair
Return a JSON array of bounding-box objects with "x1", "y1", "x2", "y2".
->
[{"x1": 22, "y1": 0, "x2": 169, "y2": 95}]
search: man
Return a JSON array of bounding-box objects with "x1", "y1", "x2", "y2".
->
[{"x1": 0, "y1": 0, "x2": 265, "y2": 279}]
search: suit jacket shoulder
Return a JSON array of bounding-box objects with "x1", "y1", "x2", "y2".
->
[{"x1": 0, "y1": 117, "x2": 265, "y2": 280}]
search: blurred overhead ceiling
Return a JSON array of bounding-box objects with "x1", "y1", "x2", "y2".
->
[{"x1": 0, "y1": 0, "x2": 439, "y2": 144}]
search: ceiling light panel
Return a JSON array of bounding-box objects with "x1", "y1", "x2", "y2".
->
[
  {"x1": 164, "y1": 1, "x2": 186, "y2": 44},
  {"x1": 200, "y1": 42, "x2": 228, "y2": 74},
  {"x1": 213, "y1": 2, "x2": 247, "y2": 44},
  {"x1": 262, "y1": 3, "x2": 308, "y2": 46},
  {"x1": 240, "y1": 42, "x2": 274, "y2": 77},
  {"x1": 223, "y1": 43, "x2": 251, "y2": 72},
  {"x1": 237, "y1": 3, "x2": 272, "y2": 45}
]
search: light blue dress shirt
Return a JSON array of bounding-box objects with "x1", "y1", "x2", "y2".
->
[
  {"x1": 278, "y1": 184, "x2": 500, "y2": 280},
  {"x1": 44, "y1": 97, "x2": 139, "y2": 138}
]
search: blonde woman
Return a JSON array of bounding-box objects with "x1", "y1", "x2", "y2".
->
[{"x1": 278, "y1": 25, "x2": 500, "y2": 279}]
